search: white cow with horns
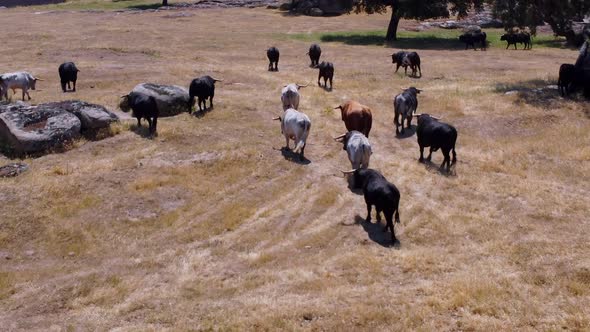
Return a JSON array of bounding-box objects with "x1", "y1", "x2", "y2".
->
[
  {"x1": 273, "y1": 108, "x2": 311, "y2": 160},
  {"x1": 334, "y1": 130, "x2": 372, "y2": 169},
  {"x1": 0, "y1": 71, "x2": 43, "y2": 101},
  {"x1": 280, "y1": 83, "x2": 307, "y2": 110}
]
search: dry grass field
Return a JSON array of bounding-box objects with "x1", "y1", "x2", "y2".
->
[{"x1": 1, "y1": 3, "x2": 589, "y2": 331}]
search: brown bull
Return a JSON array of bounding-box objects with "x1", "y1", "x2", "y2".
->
[{"x1": 334, "y1": 100, "x2": 372, "y2": 138}]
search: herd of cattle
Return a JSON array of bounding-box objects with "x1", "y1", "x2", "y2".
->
[{"x1": 0, "y1": 33, "x2": 588, "y2": 245}]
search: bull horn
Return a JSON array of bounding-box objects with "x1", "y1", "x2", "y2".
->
[
  {"x1": 120, "y1": 94, "x2": 129, "y2": 98},
  {"x1": 431, "y1": 116, "x2": 442, "y2": 120},
  {"x1": 296, "y1": 84, "x2": 308, "y2": 88},
  {"x1": 333, "y1": 134, "x2": 346, "y2": 141},
  {"x1": 34, "y1": 77, "x2": 44, "y2": 81},
  {"x1": 333, "y1": 106, "x2": 342, "y2": 110},
  {"x1": 414, "y1": 113, "x2": 423, "y2": 117},
  {"x1": 272, "y1": 117, "x2": 281, "y2": 121},
  {"x1": 340, "y1": 169, "x2": 357, "y2": 175},
  {"x1": 212, "y1": 77, "x2": 223, "y2": 82}
]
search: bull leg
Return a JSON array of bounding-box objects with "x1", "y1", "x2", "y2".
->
[
  {"x1": 394, "y1": 113, "x2": 400, "y2": 135},
  {"x1": 329, "y1": 77, "x2": 332, "y2": 89},
  {"x1": 136, "y1": 117, "x2": 141, "y2": 127},
  {"x1": 386, "y1": 212, "x2": 397, "y2": 245},
  {"x1": 152, "y1": 116, "x2": 158, "y2": 137},
  {"x1": 401, "y1": 113, "x2": 406, "y2": 135},
  {"x1": 441, "y1": 148, "x2": 451, "y2": 171},
  {"x1": 406, "y1": 115, "x2": 412, "y2": 130},
  {"x1": 146, "y1": 118, "x2": 152, "y2": 136},
  {"x1": 365, "y1": 203, "x2": 372, "y2": 223},
  {"x1": 318, "y1": 73, "x2": 321, "y2": 86},
  {"x1": 72, "y1": 80, "x2": 76, "y2": 92},
  {"x1": 284, "y1": 135, "x2": 290, "y2": 150},
  {"x1": 395, "y1": 64, "x2": 400, "y2": 73},
  {"x1": 22, "y1": 90, "x2": 26, "y2": 101},
  {"x1": 419, "y1": 145, "x2": 425, "y2": 162},
  {"x1": 452, "y1": 147, "x2": 457, "y2": 165},
  {"x1": 376, "y1": 208, "x2": 382, "y2": 223},
  {"x1": 67, "y1": 82, "x2": 71, "y2": 90},
  {"x1": 209, "y1": 95, "x2": 213, "y2": 109},
  {"x1": 506, "y1": 43, "x2": 509, "y2": 49},
  {"x1": 514, "y1": 44, "x2": 517, "y2": 50},
  {"x1": 427, "y1": 147, "x2": 433, "y2": 161}
]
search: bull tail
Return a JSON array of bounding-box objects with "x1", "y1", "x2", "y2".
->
[{"x1": 293, "y1": 121, "x2": 311, "y2": 154}]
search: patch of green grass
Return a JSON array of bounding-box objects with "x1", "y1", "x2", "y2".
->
[{"x1": 284, "y1": 28, "x2": 568, "y2": 50}]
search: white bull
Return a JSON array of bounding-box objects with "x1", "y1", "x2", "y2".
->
[
  {"x1": 280, "y1": 83, "x2": 307, "y2": 110},
  {"x1": 334, "y1": 130, "x2": 372, "y2": 169},
  {"x1": 274, "y1": 108, "x2": 311, "y2": 160},
  {"x1": 0, "y1": 71, "x2": 42, "y2": 101}
]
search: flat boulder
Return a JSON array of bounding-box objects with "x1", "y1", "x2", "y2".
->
[
  {"x1": 123, "y1": 83, "x2": 190, "y2": 117},
  {"x1": 0, "y1": 102, "x2": 81, "y2": 156},
  {"x1": 47, "y1": 100, "x2": 118, "y2": 132},
  {"x1": 0, "y1": 100, "x2": 117, "y2": 156}
]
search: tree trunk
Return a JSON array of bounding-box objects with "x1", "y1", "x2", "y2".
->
[
  {"x1": 162, "y1": 0, "x2": 168, "y2": 5},
  {"x1": 386, "y1": 8, "x2": 400, "y2": 41}
]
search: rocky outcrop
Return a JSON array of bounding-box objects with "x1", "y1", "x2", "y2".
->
[
  {"x1": 122, "y1": 83, "x2": 189, "y2": 117},
  {"x1": 0, "y1": 100, "x2": 118, "y2": 156},
  {"x1": 0, "y1": 163, "x2": 28, "y2": 178}
]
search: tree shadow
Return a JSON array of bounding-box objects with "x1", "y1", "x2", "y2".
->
[
  {"x1": 395, "y1": 125, "x2": 416, "y2": 139},
  {"x1": 320, "y1": 34, "x2": 462, "y2": 50},
  {"x1": 127, "y1": 3, "x2": 164, "y2": 10},
  {"x1": 354, "y1": 215, "x2": 400, "y2": 248},
  {"x1": 280, "y1": 147, "x2": 311, "y2": 165},
  {"x1": 493, "y1": 79, "x2": 580, "y2": 109}
]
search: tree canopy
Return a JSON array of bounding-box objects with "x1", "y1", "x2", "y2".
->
[
  {"x1": 347, "y1": 0, "x2": 485, "y2": 40},
  {"x1": 492, "y1": 0, "x2": 590, "y2": 44},
  {"x1": 347, "y1": 0, "x2": 590, "y2": 43}
]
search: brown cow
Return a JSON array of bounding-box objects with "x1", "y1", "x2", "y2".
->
[{"x1": 334, "y1": 100, "x2": 372, "y2": 138}]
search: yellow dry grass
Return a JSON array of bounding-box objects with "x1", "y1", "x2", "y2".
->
[{"x1": 0, "y1": 5, "x2": 589, "y2": 331}]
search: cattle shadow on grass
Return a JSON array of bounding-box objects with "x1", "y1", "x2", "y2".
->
[
  {"x1": 420, "y1": 159, "x2": 456, "y2": 177},
  {"x1": 280, "y1": 147, "x2": 311, "y2": 165},
  {"x1": 354, "y1": 215, "x2": 400, "y2": 248},
  {"x1": 192, "y1": 106, "x2": 213, "y2": 118},
  {"x1": 395, "y1": 125, "x2": 416, "y2": 139},
  {"x1": 129, "y1": 124, "x2": 156, "y2": 139}
]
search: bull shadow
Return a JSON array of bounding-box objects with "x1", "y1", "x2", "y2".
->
[
  {"x1": 129, "y1": 124, "x2": 156, "y2": 139},
  {"x1": 192, "y1": 106, "x2": 213, "y2": 118},
  {"x1": 280, "y1": 147, "x2": 311, "y2": 165},
  {"x1": 395, "y1": 125, "x2": 416, "y2": 139},
  {"x1": 319, "y1": 84, "x2": 333, "y2": 92},
  {"x1": 354, "y1": 215, "x2": 400, "y2": 248},
  {"x1": 420, "y1": 159, "x2": 456, "y2": 177}
]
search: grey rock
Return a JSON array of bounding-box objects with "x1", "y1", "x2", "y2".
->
[
  {"x1": 48, "y1": 100, "x2": 118, "y2": 131},
  {"x1": 123, "y1": 83, "x2": 190, "y2": 117},
  {"x1": 0, "y1": 162, "x2": 28, "y2": 178},
  {"x1": 0, "y1": 103, "x2": 81, "y2": 156},
  {"x1": 0, "y1": 100, "x2": 116, "y2": 156},
  {"x1": 309, "y1": 7, "x2": 323, "y2": 16}
]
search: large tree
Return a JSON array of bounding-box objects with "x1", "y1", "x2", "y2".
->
[
  {"x1": 491, "y1": 0, "x2": 590, "y2": 44},
  {"x1": 347, "y1": 0, "x2": 485, "y2": 41}
]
